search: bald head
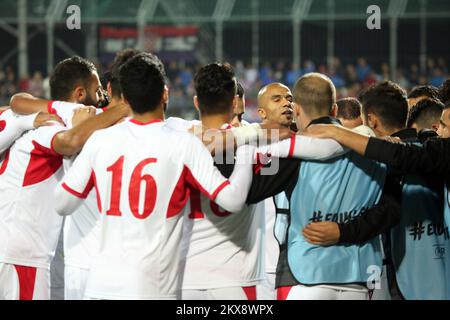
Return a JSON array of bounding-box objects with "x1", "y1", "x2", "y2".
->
[
  {"x1": 294, "y1": 73, "x2": 336, "y2": 118},
  {"x1": 257, "y1": 83, "x2": 294, "y2": 127}
]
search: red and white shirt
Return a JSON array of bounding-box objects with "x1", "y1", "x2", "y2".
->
[
  {"x1": 0, "y1": 109, "x2": 37, "y2": 154},
  {"x1": 0, "y1": 123, "x2": 66, "y2": 269},
  {"x1": 58, "y1": 119, "x2": 244, "y2": 300},
  {"x1": 48, "y1": 101, "x2": 104, "y2": 270},
  {"x1": 165, "y1": 117, "x2": 265, "y2": 289}
]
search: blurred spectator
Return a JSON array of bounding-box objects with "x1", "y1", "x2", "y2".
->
[
  {"x1": 29, "y1": 72, "x2": 45, "y2": 98},
  {"x1": 356, "y1": 57, "x2": 371, "y2": 81}
]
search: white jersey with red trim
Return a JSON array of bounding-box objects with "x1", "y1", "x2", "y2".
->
[
  {"x1": 48, "y1": 101, "x2": 104, "y2": 270},
  {"x1": 165, "y1": 117, "x2": 265, "y2": 290},
  {"x1": 0, "y1": 109, "x2": 38, "y2": 154},
  {"x1": 59, "y1": 119, "x2": 232, "y2": 299},
  {"x1": 0, "y1": 124, "x2": 66, "y2": 269}
]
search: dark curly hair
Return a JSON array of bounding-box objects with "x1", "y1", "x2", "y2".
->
[
  {"x1": 50, "y1": 56, "x2": 97, "y2": 101},
  {"x1": 408, "y1": 85, "x2": 440, "y2": 100},
  {"x1": 119, "y1": 53, "x2": 167, "y2": 114},
  {"x1": 194, "y1": 63, "x2": 237, "y2": 115},
  {"x1": 359, "y1": 81, "x2": 408, "y2": 130},
  {"x1": 407, "y1": 98, "x2": 444, "y2": 129}
]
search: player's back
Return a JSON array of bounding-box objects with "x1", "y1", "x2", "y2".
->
[
  {"x1": 0, "y1": 125, "x2": 65, "y2": 269},
  {"x1": 84, "y1": 119, "x2": 207, "y2": 300}
]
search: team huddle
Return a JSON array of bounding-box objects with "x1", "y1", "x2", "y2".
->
[{"x1": 0, "y1": 49, "x2": 449, "y2": 300}]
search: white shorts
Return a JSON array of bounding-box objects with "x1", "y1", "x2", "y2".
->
[
  {"x1": 64, "y1": 265, "x2": 89, "y2": 300},
  {"x1": 256, "y1": 273, "x2": 276, "y2": 300},
  {"x1": 277, "y1": 284, "x2": 369, "y2": 300},
  {"x1": 0, "y1": 263, "x2": 50, "y2": 300},
  {"x1": 182, "y1": 286, "x2": 257, "y2": 300}
]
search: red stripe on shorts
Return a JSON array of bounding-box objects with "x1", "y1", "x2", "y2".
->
[
  {"x1": 242, "y1": 286, "x2": 257, "y2": 300},
  {"x1": 14, "y1": 265, "x2": 37, "y2": 300},
  {"x1": 277, "y1": 286, "x2": 293, "y2": 300}
]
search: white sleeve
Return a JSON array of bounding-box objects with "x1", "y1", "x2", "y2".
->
[
  {"x1": 183, "y1": 134, "x2": 253, "y2": 212},
  {"x1": 257, "y1": 134, "x2": 347, "y2": 161},
  {"x1": 0, "y1": 110, "x2": 37, "y2": 153},
  {"x1": 49, "y1": 101, "x2": 102, "y2": 128},
  {"x1": 54, "y1": 135, "x2": 96, "y2": 216},
  {"x1": 214, "y1": 145, "x2": 254, "y2": 212},
  {"x1": 231, "y1": 123, "x2": 263, "y2": 146}
]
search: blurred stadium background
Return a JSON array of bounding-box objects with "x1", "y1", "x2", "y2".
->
[{"x1": 1, "y1": 0, "x2": 450, "y2": 121}]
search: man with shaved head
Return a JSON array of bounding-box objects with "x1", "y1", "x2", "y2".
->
[{"x1": 257, "y1": 83, "x2": 295, "y2": 129}]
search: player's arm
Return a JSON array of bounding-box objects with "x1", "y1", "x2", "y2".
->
[
  {"x1": 52, "y1": 103, "x2": 129, "y2": 156},
  {"x1": 302, "y1": 175, "x2": 402, "y2": 246},
  {"x1": 183, "y1": 135, "x2": 254, "y2": 213},
  {"x1": 305, "y1": 123, "x2": 450, "y2": 175},
  {"x1": 191, "y1": 123, "x2": 293, "y2": 155},
  {"x1": 0, "y1": 109, "x2": 62, "y2": 154},
  {"x1": 256, "y1": 134, "x2": 347, "y2": 161},
  {"x1": 54, "y1": 135, "x2": 96, "y2": 216},
  {"x1": 9, "y1": 93, "x2": 49, "y2": 114}
]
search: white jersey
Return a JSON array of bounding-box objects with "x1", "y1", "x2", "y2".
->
[
  {"x1": 258, "y1": 198, "x2": 280, "y2": 274},
  {"x1": 0, "y1": 109, "x2": 37, "y2": 154},
  {"x1": 60, "y1": 119, "x2": 233, "y2": 300},
  {"x1": 166, "y1": 117, "x2": 265, "y2": 289},
  {"x1": 49, "y1": 101, "x2": 103, "y2": 270},
  {"x1": 0, "y1": 124, "x2": 66, "y2": 269}
]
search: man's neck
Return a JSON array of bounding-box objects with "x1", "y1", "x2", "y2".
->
[
  {"x1": 132, "y1": 107, "x2": 165, "y2": 123},
  {"x1": 200, "y1": 113, "x2": 231, "y2": 129}
]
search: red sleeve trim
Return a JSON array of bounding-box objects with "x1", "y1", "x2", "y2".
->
[
  {"x1": 62, "y1": 183, "x2": 87, "y2": 199},
  {"x1": 47, "y1": 101, "x2": 56, "y2": 114},
  {"x1": 288, "y1": 134, "x2": 296, "y2": 158},
  {"x1": 211, "y1": 180, "x2": 230, "y2": 201}
]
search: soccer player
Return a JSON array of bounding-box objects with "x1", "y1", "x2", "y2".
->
[
  {"x1": 407, "y1": 98, "x2": 443, "y2": 132},
  {"x1": 166, "y1": 67, "x2": 347, "y2": 300},
  {"x1": 255, "y1": 73, "x2": 388, "y2": 300},
  {"x1": 304, "y1": 82, "x2": 449, "y2": 300},
  {"x1": 407, "y1": 85, "x2": 440, "y2": 109},
  {"x1": 0, "y1": 57, "x2": 128, "y2": 300},
  {"x1": 254, "y1": 82, "x2": 294, "y2": 300},
  {"x1": 54, "y1": 53, "x2": 256, "y2": 300},
  {"x1": 437, "y1": 102, "x2": 450, "y2": 139},
  {"x1": 230, "y1": 82, "x2": 247, "y2": 127},
  {"x1": 0, "y1": 109, "x2": 60, "y2": 154},
  {"x1": 336, "y1": 97, "x2": 363, "y2": 129}
]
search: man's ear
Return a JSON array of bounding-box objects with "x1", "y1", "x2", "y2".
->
[
  {"x1": 193, "y1": 96, "x2": 200, "y2": 112},
  {"x1": 107, "y1": 82, "x2": 113, "y2": 98},
  {"x1": 162, "y1": 86, "x2": 169, "y2": 105},
  {"x1": 73, "y1": 86, "x2": 86, "y2": 104},
  {"x1": 331, "y1": 103, "x2": 338, "y2": 118},
  {"x1": 367, "y1": 113, "x2": 378, "y2": 130},
  {"x1": 257, "y1": 107, "x2": 266, "y2": 121}
]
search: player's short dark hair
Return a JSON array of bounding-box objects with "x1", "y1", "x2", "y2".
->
[
  {"x1": 359, "y1": 81, "x2": 408, "y2": 130},
  {"x1": 408, "y1": 85, "x2": 440, "y2": 100},
  {"x1": 237, "y1": 82, "x2": 245, "y2": 99},
  {"x1": 119, "y1": 53, "x2": 166, "y2": 114},
  {"x1": 337, "y1": 98, "x2": 362, "y2": 120},
  {"x1": 407, "y1": 98, "x2": 444, "y2": 128},
  {"x1": 194, "y1": 63, "x2": 237, "y2": 115},
  {"x1": 439, "y1": 79, "x2": 450, "y2": 104},
  {"x1": 50, "y1": 56, "x2": 97, "y2": 101},
  {"x1": 294, "y1": 73, "x2": 336, "y2": 116},
  {"x1": 110, "y1": 48, "x2": 142, "y2": 98}
]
